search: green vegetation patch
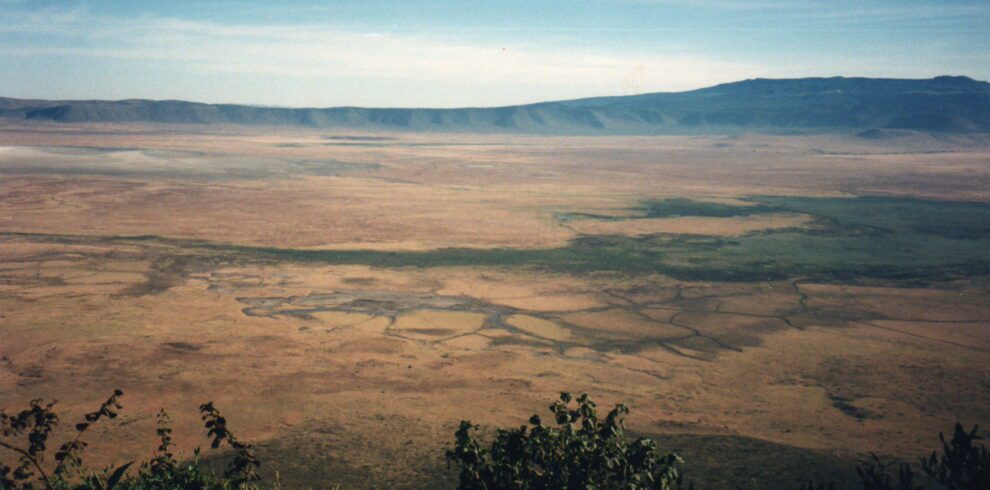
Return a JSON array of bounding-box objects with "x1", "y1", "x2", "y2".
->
[
  {"x1": 14, "y1": 195, "x2": 990, "y2": 285},
  {"x1": 555, "y1": 198, "x2": 779, "y2": 222},
  {"x1": 207, "y1": 196, "x2": 990, "y2": 284},
  {"x1": 637, "y1": 197, "x2": 780, "y2": 218}
]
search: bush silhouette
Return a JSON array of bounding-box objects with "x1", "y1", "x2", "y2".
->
[
  {"x1": 800, "y1": 423, "x2": 988, "y2": 490},
  {"x1": 920, "y1": 423, "x2": 990, "y2": 489},
  {"x1": 3, "y1": 389, "x2": 988, "y2": 489},
  {"x1": 0, "y1": 391, "x2": 262, "y2": 489},
  {"x1": 445, "y1": 392, "x2": 686, "y2": 489}
]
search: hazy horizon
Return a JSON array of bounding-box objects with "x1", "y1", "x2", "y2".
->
[
  {"x1": 1, "y1": 0, "x2": 989, "y2": 108},
  {"x1": 2, "y1": 74, "x2": 988, "y2": 111}
]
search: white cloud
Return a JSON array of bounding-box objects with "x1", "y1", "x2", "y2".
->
[
  {"x1": 2, "y1": 3, "x2": 984, "y2": 106},
  {"x1": 0, "y1": 7, "x2": 771, "y2": 106}
]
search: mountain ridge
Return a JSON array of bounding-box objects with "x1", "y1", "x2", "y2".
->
[{"x1": 2, "y1": 76, "x2": 988, "y2": 134}]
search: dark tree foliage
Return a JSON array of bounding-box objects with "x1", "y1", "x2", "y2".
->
[
  {"x1": 199, "y1": 402, "x2": 260, "y2": 487},
  {"x1": 808, "y1": 423, "x2": 989, "y2": 490},
  {"x1": 921, "y1": 423, "x2": 990, "y2": 490},
  {"x1": 1, "y1": 390, "x2": 126, "y2": 489},
  {"x1": 0, "y1": 391, "x2": 264, "y2": 490},
  {"x1": 445, "y1": 392, "x2": 686, "y2": 490},
  {"x1": 855, "y1": 454, "x2": 917, "y2": 490},
  {"x1": 4, "y1": 387, "x2": 988, "y2": 489}
]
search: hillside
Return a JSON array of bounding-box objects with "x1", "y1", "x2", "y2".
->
[{"x1": 2, "y1": 76, "x2": 988, "y2": 134}]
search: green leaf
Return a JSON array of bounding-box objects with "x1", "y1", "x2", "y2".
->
[{"x1": 105, "y1": 461, "x2": 134, "y2": 489}]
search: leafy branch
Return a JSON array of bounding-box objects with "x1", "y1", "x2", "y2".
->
[{"x1": 200, "y1": 402, "x2": 261, "y2": 487}]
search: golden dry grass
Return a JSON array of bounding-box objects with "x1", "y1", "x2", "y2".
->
[
  {"x1": 566, "y1": 213, "x2": 814, "y2": 237},
  {"x1": 0, "y1": 124, "x2": 988, "y2": 487}
]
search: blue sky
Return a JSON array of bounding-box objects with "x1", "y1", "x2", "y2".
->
[{"x1": 1, "y1": 0, "x2": 988, "y2": 107}]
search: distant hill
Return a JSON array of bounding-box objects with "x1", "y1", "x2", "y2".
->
[{"x1": 2, "y1": 76, "x2": 988, "y2": 134}]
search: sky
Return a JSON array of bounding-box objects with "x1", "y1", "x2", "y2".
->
[{"x1": 1, "y1": 0, "x2": 988, "y2": 108}]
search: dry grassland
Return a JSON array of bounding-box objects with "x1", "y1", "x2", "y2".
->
[{"x1": 0, "y1": 124, "x2": 988, "y2": 488}]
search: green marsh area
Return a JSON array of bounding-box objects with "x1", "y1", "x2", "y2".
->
[{"x1": 202, "y1": 196, "x2": 990, "y2": 284}]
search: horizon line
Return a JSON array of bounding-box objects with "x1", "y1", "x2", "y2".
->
[{"x1": 2, "y1": 74, "x2": 983, "y2": 111}]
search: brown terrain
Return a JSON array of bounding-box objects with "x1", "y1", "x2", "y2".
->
[{"x1": 0, "y1": 122, "x2": 988, "y2": 488}]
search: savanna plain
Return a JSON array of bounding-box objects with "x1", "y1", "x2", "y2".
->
[{"x1": 1, "y1": 124, "x2": 989, "y2": 488}]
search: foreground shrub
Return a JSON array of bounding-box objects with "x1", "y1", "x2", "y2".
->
[
  {"x1": 0, "y1": 391, "x2": 261, "y2": 490},
  {"x1": 445, "y1": 392, "x2": 686, "y2": 489},
  {"x1": 804, "y1": 423, "x2": 989, "y2": 490},
  {"x1": 4, "y1": 388, "x2": 988, "y2": 489},
  {"x1": 921, "y1": 423, "x2": 990, "y2": 489}
]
